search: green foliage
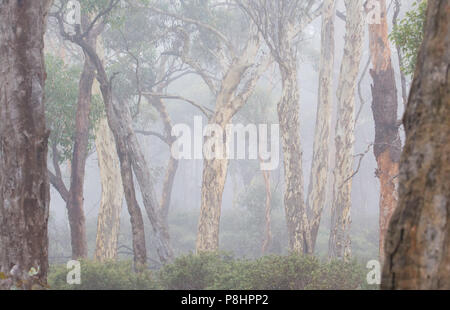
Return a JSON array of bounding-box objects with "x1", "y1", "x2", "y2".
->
[
  {"x1": 48, "y1": 260, "x2": 160, "y2": 290},
  {"x1": 159, "y1": 253, "x2": 371, "y2": 290},
  {"x1": 45, "y1": 54, "x2": 104, "y2": 163},
  {"x1": 390, "y1": 1, "x2": 427, "y2": 76}
]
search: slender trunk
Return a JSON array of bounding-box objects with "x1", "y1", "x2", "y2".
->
[
  {"x1": 67, "y1": 27, "x2": 97, "y2": 259},
  {"x1": 93, "y1": 40, "x2": 124, "y2": 262},
  {"x1": 306, "y1": 0, "x2": 336, "y2": 253},
  {"x1": 0, "y1": 0, "x2": 53, "y2": 289},
  {"x1": 94, "y1": 117, "x2": 124, "y2": 261},
  {"x1": 261, "y1": 165, "x2": 272, "y2": 254},
  {"x1": 328, "y1": 0, "x2": 364, "y2": 260},
  {"x1": 366, "y1": 0, "x2": 402, "y2": 262},
  {"x1": 278, "y1": 51, "x2": 310, "y2": 254},
  {"x1": 73, "y1": 32, "x2": 149, "y2": 267},
  {"x1": 382, "y1": 0, "x2": 450, "y2": 290}
]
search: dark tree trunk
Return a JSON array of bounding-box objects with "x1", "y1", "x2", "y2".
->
[
  {"x1": 67, "y1": 24, "x2": 97, "y2": 259},
  {"x1": 0, "y1": 0, "x2": 53, "y2": 289},
  {"x1": 381, "y1": 0, "x2": 450, "y2": 290}
]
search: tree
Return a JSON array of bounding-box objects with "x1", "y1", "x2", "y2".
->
[
  {"x1": 148, "y1": 2, "x2": 270, "y2": 252},
  {"x1": 306, "y1": 0, "x2": 335, "y2": 253},
  {"x1": 365, "y1": 0, "x2": 402, "y2": 261},
  {"x1": 0, "y1": 0, "x2": 53, "y2": 289},
  {"x1": 238, "y1": 0, "x2": 322, "y2": 254},
  {"x1": 328, "y1": 0, "x2": 364, "y2": 260},
  {"x1": 382, "y1": 0, "x2": 449, "y2": 290}
]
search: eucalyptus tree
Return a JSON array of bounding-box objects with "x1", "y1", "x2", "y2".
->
[
  {"x1": 148, "y1": 1, "x2": 271, "y2": 252},
  {"x1": 0, "y1": 0, "x2": 53, "y2": 289},
  {"x1": 51, "y1": 0, "x2": 174, "y2": 266},
  {"x1": 237, "y1": 0, "x2": 322, "y2": 254},
  {"x1": 328, "y1": 0, "x2": 364, "y2": 260},
  {"x1": 382, "y1": 0, "x2": 449, "y2": 289},
  {"x1": 365, "y1": 0, "x2": 402, "y2": 261}
]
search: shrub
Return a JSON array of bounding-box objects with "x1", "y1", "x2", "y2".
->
[
  {"x1": 48, "y1": 260, "x2": 159, "y2": 290},
  {"x1": 159, "y1": 253, "x2": 369, "y2": 290}
]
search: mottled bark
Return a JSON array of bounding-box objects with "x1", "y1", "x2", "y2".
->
[
  {"x1": 278, "y1": 51, "x2": 310, "y2": 253},
  {"x1": 382, "y1": 0, "x2": 450, "y2": 290},
  {"x1": 306, "y1": 0, "x2": 336, "y2": 253},
  {"x1": 67, "y1": 21, "x2": 97, "y2": 259},
  {"x1": 366, "y1": 0, "x2": 402, "y2": 261},
  {"x1": 94, "y1": 118, "x2": 124, "y2": 261},
  {"x1": 196, "y1": 34, "x2": 265, "y2": 252},
  {"x1": 93, "y1": 39, "x2": 124, "y2": 262},
  {"x1": 0, "y1": 0, "x2": 53, "y2": 289},
  {"x1": 328, "y1": 0, "x2": 364, "y2": 260}
]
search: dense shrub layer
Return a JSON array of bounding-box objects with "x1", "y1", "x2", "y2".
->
[{"x1": 49, "y1": 253, "x2": 373, "y2": 290}]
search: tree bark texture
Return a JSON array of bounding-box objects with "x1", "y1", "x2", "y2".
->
[
  {"x1": 381, "y1": 0, "x2": 450, "y2": 290},
  {"x1": 306, "y1": 0, "x2": 336, "y2": 253},
  {"x1": 367, "y1": 0, "x2": 402, "y2": 261},
  {"x1": 0, "y1": 0, "x2": 53, "y2": 289},
  {"x1": 328, "y1": 0, "x2": 364, "y2": 260}
]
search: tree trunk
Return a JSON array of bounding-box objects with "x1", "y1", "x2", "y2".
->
[
  {"x1": 0, "y1": 0, "x2": 53, "y2": 289},
  {"x1": 328, "y1": 0, "x2": 364, "y2": 260},
  {"x1": 196, "y1": 34, "x2": 264, "y2": 252},
  {"x1": 94, "y1": 118, "x2": 124, "y2": 262},
  {"x1": 93, "y1": 39, "x2": 124, "y2": 262},
  {"x1": 381, "y1": 0, "x2": 450, "y2": 290},
  {"x1": 66, "y1": 25, "x2": 97, "y2": 259},
  {"x1": 306, "y1": 0, "x2": 336, "y2": 253},
  {"x1": 366, "y1": 0, "x2": 402, "y2": 262},
  {"x1": 278, "y1": 50, "x2": 310, "y2": 254}
]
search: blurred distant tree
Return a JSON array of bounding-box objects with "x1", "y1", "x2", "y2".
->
[{"x1": 390, "y1": 1, "x2": 427, "y2": 77}]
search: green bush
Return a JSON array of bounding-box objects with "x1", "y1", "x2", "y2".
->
[
  {"x1": 48, "y1": 260, "x2": 159, "y2": 290},
  {"x1": 159, "y1": 253, "x2": 369, "y2": 290}
]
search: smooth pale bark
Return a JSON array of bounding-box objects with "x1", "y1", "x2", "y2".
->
[
  {"x1": 382, "y1": 0, "x2": 450, "y2": 290},
  {"x1": 94, "y1": 118, "x2": 124, "y2": 261},
  {"x1": 328, "y1": 0, "x2": 364, "y2": 260},
  {"x1": 366, "y1": 0, "x2": 402, "y2": 261},
  {"x1": 196, "y1": 34, "x2": 265, "y2": 252},
  {"x1": 306, "y1": 0, "x2": 336, "y2": 253},
  {"x1": 93, "y1": 39, "x2": 124, "y2": 262},
  {"x1": 0, "y1": 0, "x2": 53, "y2": 289}
]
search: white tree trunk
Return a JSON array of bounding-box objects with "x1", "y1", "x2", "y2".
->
[
  {"x1": 328, "y1": 0, "x2": 364, "y2": 260},
  {"x1": 306, "y1": 0, "x2": 336, "y2": 253}
]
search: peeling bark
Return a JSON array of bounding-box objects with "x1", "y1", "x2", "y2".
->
[
  {"x1": 382, "y1": 0, "x2": 450, "y2": 290},
  {"x1": 196, "y1": 34, "x2": 266, "y2": 252},
  {"x1": 94, "y1": 118, "x2": 124, "y2": 262},
  {"x1": 366, "y1": 0, "x2": 402, "y2": 262},
  {"x1": 328, "y1": 0, "x2": 364, "y2": 260},
  {"x1": 0, "y1": 0, "x2": 53, "y2": 289},
  {"x1": 307, "y1": 0, "x2": 336, "y2": 253}
]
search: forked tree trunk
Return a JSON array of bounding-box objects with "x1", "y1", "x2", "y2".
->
[
  {"x1": 0, "y1": 0, "x2": 53, "y2": 289},
  {"x1": 382, "y1": 0, "x2": 450, "y2": 290},
  {"x1": 196, "y1": 35, "x2": 264, "y2": 252},
  {"x1": 366, "y1": 0, "x2": 402, "y2": 262},
  {"x1": 94, "y1": 118, "x2": 124, "y2": 261},
  {"x1": 306, "y1": 0, "x2": 336, "y2": 253},
  {"x1": 328, "y1": 0, "x2": 364, "y2": 260}
]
